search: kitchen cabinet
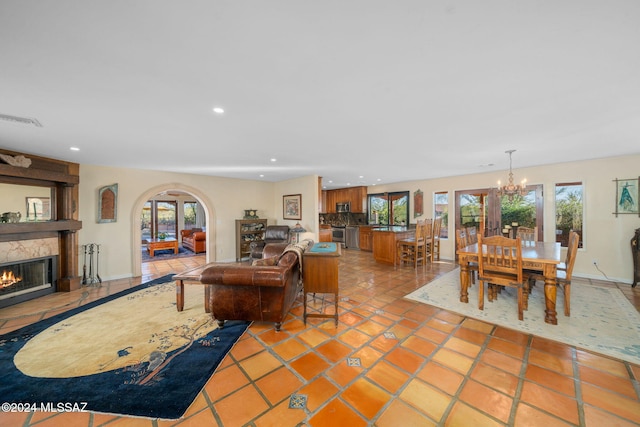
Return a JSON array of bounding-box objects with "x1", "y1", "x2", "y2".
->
[
  {"x1": 322, "y1": 186, "x2": 367, "y2": 213},
  {"x1": 319, "y1": 228, "x2": 332, "y2": 242},
  {"x1": 372, "y1": 227, "x2": 413, "y2": 265},
  {"x1": 359, "y1": 226, "x2": 373, "y2": 251}
]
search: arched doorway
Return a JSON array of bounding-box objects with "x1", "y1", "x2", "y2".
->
[{"x1": 130, "y1": 183, "x2": 215, "y2": 277}]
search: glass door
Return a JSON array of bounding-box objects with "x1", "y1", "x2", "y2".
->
[
  {"x1": 455, "y1": 185, "x2": 543, "y2": 239},
  {"x1": 155, "y1": 201, "x2": 177, "y2": 239}
]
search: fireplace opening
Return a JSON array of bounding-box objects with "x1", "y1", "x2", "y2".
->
[{"x1": 0, "y1": 256, "x2": 57, "y2": 308}]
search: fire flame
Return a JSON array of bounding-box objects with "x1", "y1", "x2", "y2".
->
[{"x1": 1, "y1": 271, "x2": 21, "y2": 288}]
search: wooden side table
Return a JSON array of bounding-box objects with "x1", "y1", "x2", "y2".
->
[{"x1": 302, "y1": 242, "x2": 341, "y2": 326}]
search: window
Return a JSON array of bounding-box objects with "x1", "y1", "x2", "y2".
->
[
  {"x1": 184, "y1": 201, "x2": 198, "y2": 229},
  {"x1": 555, "y1": 182, "x2": 583, "y2": 248},
  {"x1": 141, "y1": 200, "x2": 178, "y2": 240},
  {"x1": 434, "y1": 191, "x2": 449, "y2": 238},
  {"x1": 368, "y1": 191, "x2": 410, "y2": 225}
]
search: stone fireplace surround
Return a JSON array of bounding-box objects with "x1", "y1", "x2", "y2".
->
[
  {"x1": 0, "y1": 149, "x2": 82, "y2": 300},
  {"x1": 0, "y1": 239, "x2": 58, "y2": 308}
]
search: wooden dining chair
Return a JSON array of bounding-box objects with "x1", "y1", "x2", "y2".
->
[
  {"x1": 456, "y1": 228, "x2": 477, "y2": 284},
  {"x1": 477, "y1": 235, "x2": 527, "y2": 320},
  {"x1": 456, "y1": 228, "x2": 469, "y2": 250},
  {"x1": 557, "y1": 230, "x2": 579, "y2": 316},
  {"x1": 528, "y1": 230, "x2": 579, "y2": 317},
  {"x1": 516, "y1": 226, "x2": 536, "y2": 245},
  {"x1": 396, "y1": 219, "x2": 431, "y2": 268},
  {"x1": 466, "y1": 226, "x2": 478, "y2": 245},
  {"x1": 432, "y1": 217, "x2": 443, "y2": 261}
]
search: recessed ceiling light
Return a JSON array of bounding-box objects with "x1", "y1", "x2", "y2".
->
[
  {"x1": 259, "y1": 174, "x2": 264, "y2": 178},
  {"x1": 359, "y1": 176, "x2": 364, "y2": 179},
  {"x1": 70, "y1": 147, "x2": 80, "y2": 151},
  {"x1": 212, "y1": 107, "x2": 224, "y2": 114},
  {"x1": 270, "y1": 158, "x2": 277, "y2": 162}
]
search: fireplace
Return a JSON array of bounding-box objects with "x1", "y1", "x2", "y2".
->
[
  {"x1": 0, "y1": 149, "x2": 83, "y2": 296},
  {"x1": 0, "y1": 256, "x2": 58, "y2": 308}
]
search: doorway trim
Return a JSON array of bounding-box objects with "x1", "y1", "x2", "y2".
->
[{"x1": 131, "y1": 183, "x2": 216, "y2": 277}]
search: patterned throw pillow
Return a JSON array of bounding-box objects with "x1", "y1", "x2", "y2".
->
[{"x1": 252, "y1": 256, "x2": 279, "y2": 266}]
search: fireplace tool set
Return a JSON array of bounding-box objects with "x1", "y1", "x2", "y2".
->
[{"x1": 82, "y1": 243, "x2": 102, "y2": 286}]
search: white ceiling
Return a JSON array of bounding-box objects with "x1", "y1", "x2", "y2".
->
[{"x1": 1, "y1": 1, "x2": 639, "y2": 189}]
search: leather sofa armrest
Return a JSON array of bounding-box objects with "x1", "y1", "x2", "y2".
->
[
  {"x1": 193, "y1": 231, "x2": 206, "y2": 241},
  {"x1": 180, "y1": 230, "x2": 192, "y2": 238},
  {"x1": 199, "y1": 264, "x2": 294, "y2": 287}
]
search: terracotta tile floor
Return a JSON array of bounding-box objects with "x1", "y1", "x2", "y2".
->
[{"x1": 1, "y1": 249, "x2": 640, "y2": 426}]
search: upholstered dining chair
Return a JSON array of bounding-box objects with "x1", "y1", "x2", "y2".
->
[
  {"x1": 396, "y1": 219, "x2": 431, "y2": 268},
  {"x1": 477, "y1": 235, "x2": 527, "y2": 320}
]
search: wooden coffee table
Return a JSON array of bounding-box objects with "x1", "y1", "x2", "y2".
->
[{"x1": 147, "y1": 237, "x2": 178, "y2": 257}]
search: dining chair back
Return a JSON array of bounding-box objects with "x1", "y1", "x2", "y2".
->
[
  {"x1": 432, "y1": 217, "x2": 443, "y2": 261},
  {"x1": 456, "y1": 228, "x2": 468, "y2": 250},
  {"x1": 477, "y1": 235, "x2": 527, "y2": 320},
  {"x1": 557, "y1": 230, "x2": 579, "y2": 316},
  {"x1": 396, "y1": 219, "x2": 431, "y2": 268},
  {"x1": 466, "y1": 226, "x2": 478, "y2": 245},
  {"x1": 516, "y1": 227, "x2": 536, "y2": 245}
]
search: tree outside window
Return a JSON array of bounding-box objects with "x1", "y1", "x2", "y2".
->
[
  {"x1": 555, "y1": 182, "x2": 583, "y2": 248},
  {"x1": 368, "y1": 192, "x2": 409, "y2": 225},
  {"x1": 434, "y1": 191, "x2": 449, "y2": 238}
]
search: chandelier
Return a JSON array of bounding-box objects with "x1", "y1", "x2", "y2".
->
[{"x1": 497, "y1": 149, "x2": 527, "y2": 200}]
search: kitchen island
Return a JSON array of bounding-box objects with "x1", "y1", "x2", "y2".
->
[{"x1": 372, "y1": 226, "x2": 414, "y2": 265}]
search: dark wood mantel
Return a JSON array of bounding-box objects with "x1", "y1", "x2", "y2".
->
[{"x1": 0, "y1": 149, "x2": 83, "y2": 291}]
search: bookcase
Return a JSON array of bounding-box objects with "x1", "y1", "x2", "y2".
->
[{"x1": 235, "y1": 219, "x2": 268, "y2": 261}]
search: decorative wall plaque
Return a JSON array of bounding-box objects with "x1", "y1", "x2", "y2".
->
[{"x1": 98, "y1": 184, "x2": 118, "y2": 223}]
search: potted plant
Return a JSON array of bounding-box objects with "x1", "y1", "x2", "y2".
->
[{"x1": 158, "y1": 232, "x2": 167, "y2": 240}]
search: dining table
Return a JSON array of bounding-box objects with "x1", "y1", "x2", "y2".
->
[{"x1": 457, "y1": 241, "x2": 562, "y2": 325}]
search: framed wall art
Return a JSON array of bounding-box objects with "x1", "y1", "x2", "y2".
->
[
  {"x1": 613, "y1": 177, "x2": 639, "y2": 217},
  {"x1": 26, "y1": 197, "x2": 51, "y2": 221},
  {"x1": 283, "y1": 194, "x2": 302, "y2": 220},
  {"x1": 413, "y1": 189, "x2": 423, "y2": 217},
  {"x1": 98, "y1": 183, "x2": 118, "y2": 223}
]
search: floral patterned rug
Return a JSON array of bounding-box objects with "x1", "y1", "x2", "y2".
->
[
  {"x1": 0, "y1": 275, "x2": 249, "y2": 419},
  {"x1": 405, "y1": 269, "x2": 640, "y2": 364}
]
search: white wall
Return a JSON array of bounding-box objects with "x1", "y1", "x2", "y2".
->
[
  {"x1": 273, "y1": 175, "x2": 319, "y2": 243},
  {"x1": 78, "y1": 155, "x2": 640, "y2": 284},
  {"x1": 370, "y1": 154, "x2": 640, "y2": 284},
  {"x1": 0, "y1": 184, "x2": 50, "y2": 219},
  {"x1": 79, "y1": 164, "x2": 276, "y2": 280}
]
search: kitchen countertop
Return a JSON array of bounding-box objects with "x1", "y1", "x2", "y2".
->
[{"x1": 371, "y1": 226, "x2": 409, "y2": 232}]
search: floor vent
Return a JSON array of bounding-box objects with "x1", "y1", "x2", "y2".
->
[{"x1": 0, "y1": 114, "x2": 42, "y2": 127}]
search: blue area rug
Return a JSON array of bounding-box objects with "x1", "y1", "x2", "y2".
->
[
  {"x1": 141, "y1": 245, "x2": 197, "y2": 262},
  {"x1": 0, "y1": 275, "x2": 249, "y2": 419}
]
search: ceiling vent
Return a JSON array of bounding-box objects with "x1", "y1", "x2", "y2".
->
[{"x1": 0, "y1": 114, "x2": 42, "y2": 127}]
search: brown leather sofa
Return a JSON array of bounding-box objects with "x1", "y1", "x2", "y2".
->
[
  {"x1": 199, "y1": 243, "x2": 303, "y2": 331},
  {"x1": 181, "y1": 228, "x2": 206, "y2": 253},
  {"x1": 249, "y1": 225, "x2": 290, "y2": 261}
]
